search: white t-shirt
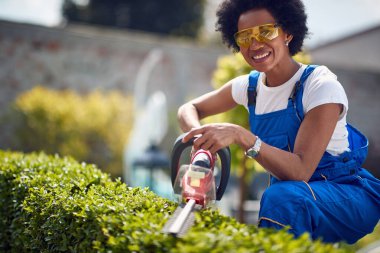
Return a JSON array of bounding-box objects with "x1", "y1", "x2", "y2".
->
[{"x1": 231, "y1": 64, "x2": 350, "y2": 156}]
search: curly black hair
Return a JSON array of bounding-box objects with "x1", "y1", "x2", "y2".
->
[{"x1": 215, "y1": 0, "x2": 308, "y2": 56}]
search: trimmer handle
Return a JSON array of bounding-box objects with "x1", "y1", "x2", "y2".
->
[{"x1": 170, "y1": 133, "x2": 231, "y2": 201}]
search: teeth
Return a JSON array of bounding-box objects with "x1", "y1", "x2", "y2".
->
[{"x1": 253, "y1": 52, "x2": 270, "y2": 60}]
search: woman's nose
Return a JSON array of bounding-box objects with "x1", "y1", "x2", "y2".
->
[{"x1": 249, "y1": 37, "x2": 264, "y2": 50}]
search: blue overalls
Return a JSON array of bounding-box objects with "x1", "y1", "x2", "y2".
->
[{"x1": 248, "y1": 65, "x2": 380, "y2": 244}]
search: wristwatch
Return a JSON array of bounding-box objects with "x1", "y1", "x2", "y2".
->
[{"x1": 245, "y1": 136, "x2": 262, "y2": 158}]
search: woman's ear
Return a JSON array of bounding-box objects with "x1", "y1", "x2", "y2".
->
[{"x1": 285, "y1": 34, "x2": 293, "y2": 46}]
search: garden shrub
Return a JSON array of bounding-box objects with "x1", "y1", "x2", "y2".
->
[
  {"x1": 0, "y1": 150, "x2": 349, "y2": 252},
  {"x1": 6, "y1": 86, "x2": 133, "y2": 177}
]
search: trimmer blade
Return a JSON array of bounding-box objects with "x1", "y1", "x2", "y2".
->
[{"x1": 162, "y1": 199, "x2": 200, "y2": 237}]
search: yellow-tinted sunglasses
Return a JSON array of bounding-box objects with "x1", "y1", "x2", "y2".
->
[{"x1": 234, "y1": 23, "x2": 281, "y2": 48}]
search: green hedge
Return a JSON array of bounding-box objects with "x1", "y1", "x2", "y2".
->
[{"x1": 0, "y1": 150, "x2": 348, "y2": 252}]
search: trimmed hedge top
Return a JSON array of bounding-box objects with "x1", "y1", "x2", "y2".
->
[{"x1": 0, "y1": 151, "x2": 348, "y2": 252}]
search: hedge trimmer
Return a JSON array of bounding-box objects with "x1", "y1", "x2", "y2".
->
[{"x1": 162, "y1": 134, "x2": 231, "y2": 237}]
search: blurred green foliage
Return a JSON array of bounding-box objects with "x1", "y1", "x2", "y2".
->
[
  {"x1": 346, "y1": 224, "x2": 380, "y2": 252},
  {"x1": 63, "y1": 0, "x2": 206, "y2": 38},
  {"x1": 6, "y1": 86, "x2": 133, "y2": 177},
  {"x1": 0, "y1": 150, "x2": 349, "y2": 252}
]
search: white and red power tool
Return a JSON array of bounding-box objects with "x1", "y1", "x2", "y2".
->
[{"x1": 162, "y1": 133, "x2": 231, "y2": 236}]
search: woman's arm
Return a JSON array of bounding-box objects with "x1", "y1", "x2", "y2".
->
[
  {"x1": 255, "y1": 103, "x2": 342, "y2": 181},
  {"x1": 183, "y1": 103, "x2": 342, "y2": 182},
  {"x1": 177, "y1": 82, "x2": 238, "y2": 132}
]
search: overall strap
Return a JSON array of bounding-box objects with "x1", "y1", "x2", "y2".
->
[
  {"x1": 290, "y1": 65, "x2": 319, "y2": 120},
  {"x1": 247, "y1": 71, "x2": 260, "y2": 107},
  {"x1": 247, "y1": 65, "x2": 319, "y2": 114}
]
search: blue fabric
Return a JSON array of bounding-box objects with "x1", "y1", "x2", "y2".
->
[{"x1": 247, "y1": 65, "x2": 380, "y2": 244}]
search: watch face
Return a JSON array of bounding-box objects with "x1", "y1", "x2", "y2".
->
[
  {"x1": 245, "y1": 137, "x2": 261, "y2": 158},
  {"x1": 246, "y1": 148, "x2": 258, "y2": 158}
]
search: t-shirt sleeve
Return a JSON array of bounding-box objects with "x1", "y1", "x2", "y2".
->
[
  {"x1": 231, "y1": 74, "x2": 249, "y2": 108},
  {"x1": 303, "y1": 66, "x2": 348, "y2": 119}
]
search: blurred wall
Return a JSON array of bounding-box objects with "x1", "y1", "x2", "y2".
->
[{"x1": 0, "y1": 20, "x2": 228, "y2": 111}]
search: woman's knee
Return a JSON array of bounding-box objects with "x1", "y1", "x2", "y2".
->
[
  {"x1": 260, "y1": 181, "x2": 310, "y2": 211},
  {"x1": 262, "y1": 181, "x2": 305, "y2": 201}
]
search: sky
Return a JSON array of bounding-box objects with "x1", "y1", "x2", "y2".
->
[
  {"x1": 302, "y1": 0, "x2": 380, "y2": 46},
  {"x1": 0, "y1": 0, "x2": 63, "y2": 26},
  {"x1": 0, "y1": 0, "x2": 380, "y2": 48}
]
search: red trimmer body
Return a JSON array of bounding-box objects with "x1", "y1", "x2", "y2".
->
[{"x1": 181, "y1": 150, "x2": 216, "y2": 207}]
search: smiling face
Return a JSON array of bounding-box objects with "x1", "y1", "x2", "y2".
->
[{"x1": 237, "y1": 8, "x2": 293, "y2": 74}]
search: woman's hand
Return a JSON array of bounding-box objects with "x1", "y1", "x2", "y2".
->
[{"x1": 182, "y1": 123, "x2": 253, "y2": 154}]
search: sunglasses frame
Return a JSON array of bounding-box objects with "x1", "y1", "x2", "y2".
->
[{"x1": 234, "y1": 23, "x2": 281, "y2": 48}]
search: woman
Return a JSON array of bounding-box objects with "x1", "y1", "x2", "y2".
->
[{"x1": 178, "y1": 0, "x2": 380, "y2": 244}]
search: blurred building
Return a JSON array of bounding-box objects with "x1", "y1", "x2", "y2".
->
[
  {"x1": 310, "y1": 24, "x2": 380, "y2": 177},
  {"x1": 0, "y1": 20, "x2": 227, "y2": 111}
]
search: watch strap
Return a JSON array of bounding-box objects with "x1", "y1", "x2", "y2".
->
[{"x1": 245, "y1": 136, "x2": 262, "y2": 158}]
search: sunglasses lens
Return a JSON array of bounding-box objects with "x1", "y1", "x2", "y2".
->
[
  {"x1": 235, "y1": 30, "x2": 253, "y2": 48},
  {"x1": 235, "y1": 24, "x2": 279, "y2": 48},
  {"x1": 259, "y1": 26, "x2": 279, "y2": 41}
]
